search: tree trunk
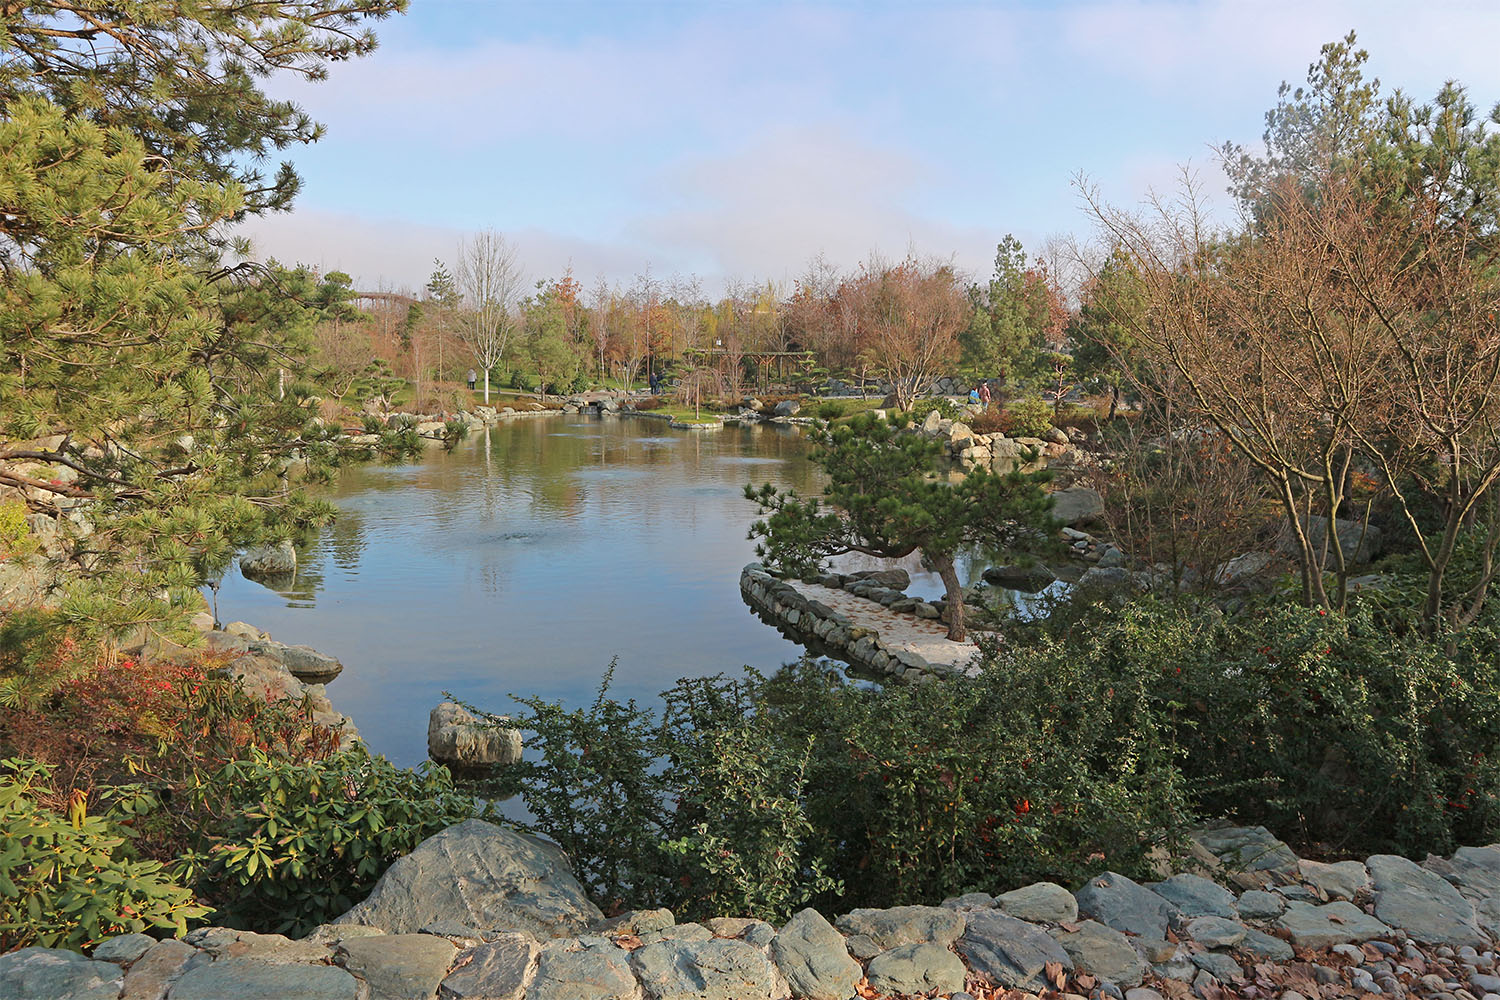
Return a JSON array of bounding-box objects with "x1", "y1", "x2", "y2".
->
[
  {"x1": 483, "y1": 367, "x2": 491, "y2": 404},
  {"x1": 935, "y1": 553, "x2": 966, "y2": 642}
]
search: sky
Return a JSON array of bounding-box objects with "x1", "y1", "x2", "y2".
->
[{"x1": 237, "y1": 0, "x2": 1500, "y2": 296}]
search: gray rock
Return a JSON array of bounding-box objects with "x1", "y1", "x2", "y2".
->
[
  {"x1": 1078, "y1": 566, "x2": 1131, "y2": 590},
  {"x1": 630, "y1": 938, "x2": 778, "y2": 1000},
  {"x1": 273, "y1": 644, "x2": 344, "y2": 683},
  {"x1": 1051, "y1": 486, "x2": 1105, "y2": 527},
  {"x1": 121, "y1": 940, "x2": 196, "y2": 1000},
  {"x1": 1441, "y1": 846, "x2": 1500, "y2": 898},
  {"x1": 639, "y1": 924, "x2": 710, "y2": 946},
  {"x1": 704, "y1": 918, "x2": 773, "y2": 943},
  {"x1": 529, "y1": 942, "x2": 637, "y2": 1000},
  {"x1": 240, "y1": 540, "x2": 296, "y2": 582},
  {"x1": 1296, "y1": 515, "x2": 1382, "y2": 564},
  {"x1": 1235, "y1": 890, "x2": 1285, "y2": 919},
  {"x1": 93, "y1": 933, "x2": 157, "y2": 965},
  {"x1": 1191, "y1": 826, "x2": 1299, "y2": 874},
  {"x1": 220, "y1": 932, "x2": 329, "y2": 965},
  {"x1": 0, "y1": 947, "x2": 123, "y2": 1000},
  {"x1": 1274, "y1": 900, "x2": 1392, "y2": 948},
  {"x1": 1213, "y1": 551, "x2": 1275, "y2": 587},
  {"x1": 1185, "y1": 916, "x2": 1245, "y2": 948},
  {"x1": 1152, "y1": 947, "x2": 1196, "y2": 982},
  {"x1": 1191, "y1": 968, "x2": 1222, "y2": 998},
  {"x1": 943, "y1": 892, "x2": 998, "y2": 910},
  {"x1": 593, "y1": 909, "x2": 675, "y2": 937},
  {"x1": 864, "y1": 942, "x2": 967, "y2": 997},
  {"x1": 301, "y1": 924, "x2": 386, "y2": 948},
  {"x1": 1126, "y1": 990, "x2": 1166, "y2": 1000},
  {"x1": 338, "y1": 934, "x2": 457, "y2": 1000},
  {"x1": 427, "y1": 702, "x2": 522, "y2": 768},
  {"x1": 1191, "y1": 952, "x2": 1243, "y2": 982},
  {"x1": 1299, "y1": 859, "x2": 1370, "y2": 901},
  {"x1": 437, "y1": 934, "x2": 540, "y2": 1000},
  {"x1": 982, "y1": 564, "x2": 1056, "y2": 592},
  {"x1": 1369, "y1": 854, "x2": 1486, "y2": 948},
  {"x1": 843, "y1": 934, "x2": 880, "y2": 961},
  {"x1": 1075, "y1": 870, "x2": 1179, "y2": 942},
  {"x1": 166, "y1": 958, "x2": 361, "y2": 1000},
  {"x1": 773, "y1": 399, "x2": 801, "y2": 418},
  {"x1": 1152, "y1": 874, "x2": 1237, "y2": 919},
  {"x1": 770, "y1": 909, "x2": 861, "y2": 1000},
  {"x1": 997, "y1": 882, "x2": 1078, "y2": 924},
  {"x1": 334, "y1": 820, "x2": 601, "y2": 938},
  {"x1": 1239, "y1": 927, "x2": 1294, "y2": 961},
  {"x1": 957, "y1": 909, "x2": 1072, "y2": 991},
  {"x1": 834, "y1": 905, "x2": 964, "y2": 950},
  {"x1": 1051, "y1": 920, "x2": 1145, "y2": 988}
]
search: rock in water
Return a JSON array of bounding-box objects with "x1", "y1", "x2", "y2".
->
[
  {"x1": 333, "y1": 819, "x2": 602, "y2": 937},
  {"x1": 239, "y1": 540, "x2": 296, "y2": 583},
  {"x1": 428, "y1": 701, "x2": 522, "y2": 767}
]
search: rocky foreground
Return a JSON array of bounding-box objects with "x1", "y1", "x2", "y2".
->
[{"x1": 6, "y1": 819, "x2": 1500, "y2": 1000}]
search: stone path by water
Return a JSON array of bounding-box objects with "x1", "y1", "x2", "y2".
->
[{"x1": 782, "y1": 579, "x2": 983, "y2": 674}]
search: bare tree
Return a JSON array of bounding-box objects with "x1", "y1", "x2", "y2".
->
[
  {"x1": 455, "y1": 229, "x2": 523, "y2": 404},
  {"x1": 850, "y1": 254, "x2": 966, "y2": 410}
]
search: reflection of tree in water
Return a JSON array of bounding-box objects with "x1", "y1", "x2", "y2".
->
[{"x1": 324, "y1": 508, "x2": 367, "y2": 573}]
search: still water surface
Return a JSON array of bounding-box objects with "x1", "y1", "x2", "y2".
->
[{"x1": 213, "y1": 415, "x2": 829, "y2": 766}]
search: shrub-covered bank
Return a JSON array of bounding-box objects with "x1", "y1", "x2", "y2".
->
[{"x1": 482, "y1": 594, "x2": 1500, "y2": 925}]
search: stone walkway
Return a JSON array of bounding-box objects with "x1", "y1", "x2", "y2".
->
[{"x1": 782, "y1": 579, "x2": 983, "y2": 674}]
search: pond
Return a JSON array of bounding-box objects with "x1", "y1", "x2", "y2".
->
[{"x1": 210, "y1": 414, "x2": 1038, "y2": 767}]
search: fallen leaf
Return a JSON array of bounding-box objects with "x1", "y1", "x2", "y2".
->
[
  {"x1": 1058, "y1": 921, "x2": 1081, "y2": 933},
  {"x1": 1046, "y1": 960, "x2": 1066, "y2": 990}
]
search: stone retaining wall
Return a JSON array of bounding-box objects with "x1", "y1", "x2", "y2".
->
[
  {"x1": 15, "y1": 820, "x2": 1500, "y2": 1000},
  {"x1": 739, "y1": 562, "x2": 960, "y2": 683}
]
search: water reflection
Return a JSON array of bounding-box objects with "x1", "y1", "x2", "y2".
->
[{"x1": 211, "y1": 416, "x2": 825, "y2": 766}]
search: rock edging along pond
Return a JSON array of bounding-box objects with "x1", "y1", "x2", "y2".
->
[
  {"x1": 20, "y1": 818, "x2": 1500, "y2": 1000},
  {"x1": 739, "y1": 562, "x2": 981, "y2": 683}
]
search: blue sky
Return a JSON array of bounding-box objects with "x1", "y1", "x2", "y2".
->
[{"x1": 239, "y1": 0, "x2": 1500, "y2": 295}]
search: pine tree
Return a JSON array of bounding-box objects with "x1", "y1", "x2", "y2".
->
[
  {"x1": 0, "y1": 0, "x2": 409, "y2": 636},
  {"x1": 746, "y1": 414, "x2": 1053, "y2": 642}
]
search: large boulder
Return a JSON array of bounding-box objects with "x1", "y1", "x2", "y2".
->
[
  {"x1": 0, "y1": 948, "x2": 122, "y2": 1000},
  {"x1": 1050, "y1": 486, "x2": 1105, "y2": 527},
  {"x1": 334, "y1": 819, "x2": 602, "y2": 937},
  {"x1": 1283, "y1": 516, "x2": 1383, "y2": 565},
  {"x1": 834, "y1": 905, "x2": 964, "y2": 950},
  {"x1": 770, "y1": 908, "x2": 861, "y2": 1000},
  {"x1": 628, "y1": 938, "x2": 779, "y2": 1000},
  {"x1": 772, "y1": 399, "x2": 801, "y2": 418},
  {"x1": 1190, "y1": 825, "x2": 1299, "y2": 875},
  {"x1": 1074, "y1": 871, "x2": 1179, "y2": 943},
  {"x1": 1050, "y1": 920, "x2": 1144, "y2": 988},
  {"x1": 1273, "y1": 901, "x2": 1391, "y2": 949},
  {"x1": 958, "y1": 909, "x2": 1072, "y2": 991},
  {"x1": 239, "y1": 540, "x2": 296, "y2": 583},
  {"x1": 428, "y1": 702, "x2": 522, "y2": 768},
  {"x1": 1368, "y1": 853, "x2": 1487, "y2": 948}
]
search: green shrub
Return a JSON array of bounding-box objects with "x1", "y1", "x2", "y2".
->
[
  {"x1": 492, "y1": 657, "x2": 1187, "y2": 920},
  {"x1": 816, "y1": 401, "x2": 845, "y2": 421},
  {"x1": 1022, "y1": 596, "x2": 1500, "y2": 856},
  {"x1": 1002, "y1": 395, "x2": 1053, "y2": 438},
  {"x1": 0, "y1": 759, "x2": 208, "y2": 952},
  {"x1": 190, "y1": 746, "x2": 489, "y2": 936}
]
